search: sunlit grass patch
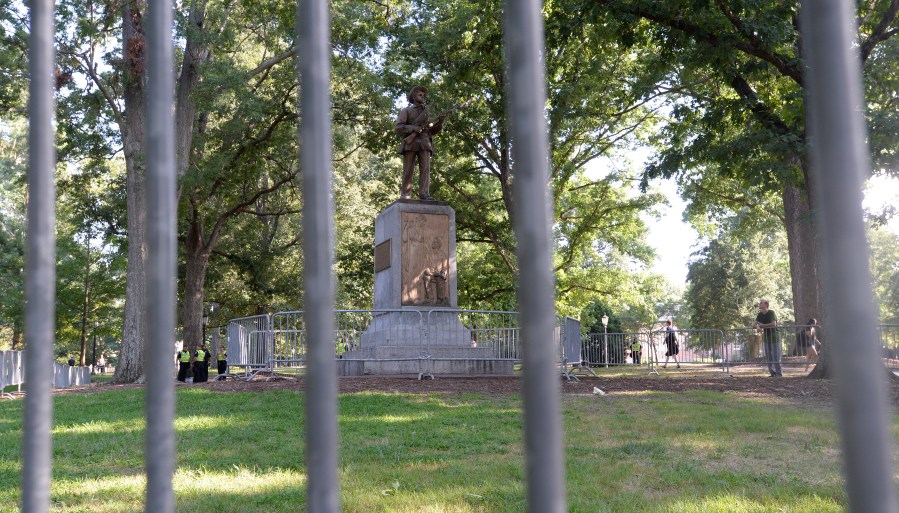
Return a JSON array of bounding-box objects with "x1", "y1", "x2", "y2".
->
[{"x1": 0, "y1": 384, "x2": 873, "y2": 512}]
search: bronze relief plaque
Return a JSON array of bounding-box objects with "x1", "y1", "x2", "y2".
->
[
  {"x1": 374, "y1": 240, "x2": 391, "y2": 273},
  {"x1": 401, "y1": 212, "x2": 450, "y2": 306}
]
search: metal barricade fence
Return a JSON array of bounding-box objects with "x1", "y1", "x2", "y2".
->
[
  {"x1": 269, "y1": 309, "x2": 426, "y2": 367},
  {"x1": 270, "y1": 311, "x2": 306, "y2": 367},
  {"x1": 580, "y1": 329, "x2": 725, "y2": 371},
  {"x1": 1, "y1": 351, "x2": 25, "y2": 396},
  {"x1": 425, "y1": 310, "x2": 521, "y2": 359},
  {"x1": 15, "y1": 2, "x2": 898, "y2": 513},
  {"x1": 648, "y1": 329, "x2": 726, "y2": 370},
  {"x1": 878, "y1": 325, "x2": 899, "y2": 369},
  {"x1": 725, "y1": 325, "x2": 824, "y2": 371},
  {"x1": 226, "y1": 314, "x2": 273, "y2": 375},
  {"x1": 232, "y1": 310, "x2": 542, "y2": 375},
  {"x1": 581, "y1": 331, "x2": 650, "y2": 368}
]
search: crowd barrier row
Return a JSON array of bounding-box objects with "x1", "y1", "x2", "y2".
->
[
  {"x1": 1, "y1": 350, "x2": 91, "y2": 397},
  {"x1": 224, "y1": 314, "x2": 899, "y2": 376}
]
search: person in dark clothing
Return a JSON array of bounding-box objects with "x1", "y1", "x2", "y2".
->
[
  {"x1": 630, "y1": 339, "x2": 642, "y2": 365},
  {"x1": 67, "y1": 356, "x2": 75, "y2": 367},
  {"x1": 202, "y1": 345, "x2": 211, "y2": 381},
  {"x1": 801, "y1": 318, "x2": 821, "y2": 372},
  {"x1": 662, "y1": 320, "x2": 680, "y2": 369},
  {"x1": 754, "y1": 299, "x2": 781, "y2": 377},
  {"x1": 177, "y1": 344, "x2": 192, "y2": 382},
  {"x1": 217, "y1": 347, "x2": 228, "y2": 376},
  {"x1": 193, "y1": 345, "x2": 208, "y2": 383}
]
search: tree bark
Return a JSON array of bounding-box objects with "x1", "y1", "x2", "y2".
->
[
  {"x1": 114, "y1": 0, "x2": 149, "y2": 384},
  {"x1": 79, "y1": 227, "x2": 91, "y2": 366},
  {"x1": 182, "y1": 213, "x2": 212, "y2": 353},
  {"x1": 782, "y1": 184, "x2": 822, "y2": 325},
  {"x1": 175, "y1": 0, "x2": 210, "y2": 181}
]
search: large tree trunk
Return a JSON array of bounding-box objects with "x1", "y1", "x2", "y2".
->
[
  {"x1": 114, "y1": 0, "x2": 149, "y2": 383},
  {"x1": 174, "y1": 0, "x2": 209, "y2": 181},
  {"x1": 782, "y1": 184, "x2": 822, "y2": 325},
  {"x1": 182, "y1": 213, "x2": 211, "y2": 353}
]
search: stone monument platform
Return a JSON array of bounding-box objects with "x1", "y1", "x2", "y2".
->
[{"x1": 338, "y1": 200, "x2": 512, "y2": 376}]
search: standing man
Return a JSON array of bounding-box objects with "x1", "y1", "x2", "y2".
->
[
  {"x1": 661, "y1": 320, "x2": 680, "y2": 369},
  {"x1": 193, "y1": 345, "x2": 207, "y2": 383},
  {"x1": 177, "y1": 344, "x2": 192, "y2": 382},
  {"x1": 630, "y1": 338, "x2": 642, "y2": 365},
  {"x1": 754, "y1": 299, "x2": 781, "y2": 377},
  {"x1": 217, "y1": 346, "x2": 228, "y2": 376},
  {"x1": 394, "y1": 86, "x2": 446, "y2": 200}
]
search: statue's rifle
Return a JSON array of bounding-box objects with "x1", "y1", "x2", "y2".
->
[{"x1": 402, "y1": 99, "x2": 471, "y2": 146}]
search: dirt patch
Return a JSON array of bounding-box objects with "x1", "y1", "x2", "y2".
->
[{"x1": 25, "y1": 366, "x2": 899, "y2": 408}]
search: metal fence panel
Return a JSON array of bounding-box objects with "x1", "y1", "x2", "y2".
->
[
  {"x1": 879, "y1": 325, "x2": 899, "y2": 369},
  {"x1": 227, "y1": 315, "x2": 273, "y2": 373}
]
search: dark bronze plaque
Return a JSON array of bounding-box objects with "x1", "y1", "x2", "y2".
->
[{"x1": 374, "y1": 240, "x2": 391, "y2": 273}]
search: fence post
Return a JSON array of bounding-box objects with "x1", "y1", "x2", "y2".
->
[
  {"x1": 22, "y1": 0, "x2": 57, "y2": 510},
  {"x1": 297, "y1": 0, "x2": 339, "y2": 511},
  {"x1": 144, "y1": 0, "x2": 178, "y2": 510},
  {"x1": 800, "y1": 3, "x2": 898, "y2": 513},
  {"x1": 503, "y1": 1, "x2": 567, "y2": 512}
]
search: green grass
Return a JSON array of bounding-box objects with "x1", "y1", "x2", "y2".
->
[{"x1": 0, "y1": 386, "x2": 856, "y2": 512}]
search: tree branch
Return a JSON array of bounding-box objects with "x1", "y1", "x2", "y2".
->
[{"x1": 861, "y1": 0, "x2": 899, "y2": 61}]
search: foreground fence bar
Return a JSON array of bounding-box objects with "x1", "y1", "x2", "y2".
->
[
  {"x1": 801, "y1": 3, "x2": 898, "y2": 512},
  {"x1": 22, "y1": 0, "x2": 57, "y2": 510},
  {"x1": 503, "y1": 1, "x2": 566, "y2": 512},
  {"x1": 298, "y1": 0, "x2": 339, "y2": 510},
  {"x1": 144, "y1": 0, "x2": 177, "y2": 510}
]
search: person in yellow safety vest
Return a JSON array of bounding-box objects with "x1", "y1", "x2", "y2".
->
[
  {"x1": 630, "y1": 340, "x2": 642, "y2": 365},
  {"x1": 177, "y1": 344, "x2": 192, "y2": 382},
  {"x1": 335, "y1": 341, "x2": 348, "y2": 359},
  {"x1": 193, "y1": 346, "x2": 207, "y2": 383}
]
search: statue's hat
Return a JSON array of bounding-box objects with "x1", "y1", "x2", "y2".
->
[{"x1": 407, "y1": 85, "x2": 428, "y2": 102}]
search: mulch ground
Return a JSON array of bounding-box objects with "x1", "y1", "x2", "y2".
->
[{"x1": 36, "y1": 366, "x2": 899, "y2": 408}]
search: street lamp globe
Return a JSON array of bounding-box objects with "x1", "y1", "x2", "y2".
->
[{"x1": 601, "y1": 314, "x2": 609, "y2": 327}]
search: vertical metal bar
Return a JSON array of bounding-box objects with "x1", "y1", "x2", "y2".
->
[
  {"x1": 800, "y1": 3, "x2": 898, "y2": 513},
  {"x1": 502, "y1": 1, "x2": 567, "y2": 512},
  {"x1": 297, "y1": 0, "x2": 338, "y2": 511},
  {"x1": 22, "y1": 0, "x2": 56, "y2": 511},
  {"x1": 144, "y1": 0, "x2": 176, "y2": 510}
]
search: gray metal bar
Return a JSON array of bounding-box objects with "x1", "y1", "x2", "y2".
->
[
  {"x1": 502, "y1": 2, "x2": 567, "y2": 512},
  {"x1": 800, "y1": 3, "x2": 898, "y2": 513},
  {"x1": 22, "y1": 0, "x2": 57, "y2": 511},
  {"x1": 297, "y1": 0, "x2": 339, "y2": 511},
  {"x1": 144, "y1": 0, "x2": 176, "y2": 510}
]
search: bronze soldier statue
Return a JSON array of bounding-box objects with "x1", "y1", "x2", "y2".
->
[{"x1": 395, "y1": 86, "x2": 446, "y2": 200}]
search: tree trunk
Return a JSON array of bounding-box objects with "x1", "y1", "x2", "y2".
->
[
  {"x1": 11, "y1": 328, "x2": 20, "y2": 350},
  {"x1": 782, "y1": 185, "x2": 822, "y2": 326},
  {"x1": 182, "y1": 214, "x2": 211, "y2": 353},
  {"x1": 114, "y1": 0, "x2": 149, "y2": 384},
  {"x1": 175, "y1": 1, "x2": 210, "y2": 181},
  {"x1": 807, "y1": 338, "x2": 830, "y2": 379},
  {"x1": 79, "y1": 228, "x2": 91, "y2": 366}
]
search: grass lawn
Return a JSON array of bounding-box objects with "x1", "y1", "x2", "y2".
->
[{"x1": 0, "y1": 385, "x2": 855, "y2": 512}]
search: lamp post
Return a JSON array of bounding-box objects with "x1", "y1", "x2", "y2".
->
[
  {"x1": 601, "y1": 314, "x2": 609, "y2": 368},
  {"x1": 202, "y1": 311, "x2": 209, "y2": 348},
  {"x1": 91, "y1": 320, "x2": 98, "y2": 375}
]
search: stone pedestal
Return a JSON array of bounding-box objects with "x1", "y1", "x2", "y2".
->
[
  {"x1": 362, "y1": 200, "x2": 469, "y2": 348},
  {"x1": 372, "y1": 199, "x2": 458, "y2": 311},
  {"x1": 344, "y1": 200, "x2": 512, "y2": 376}
]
